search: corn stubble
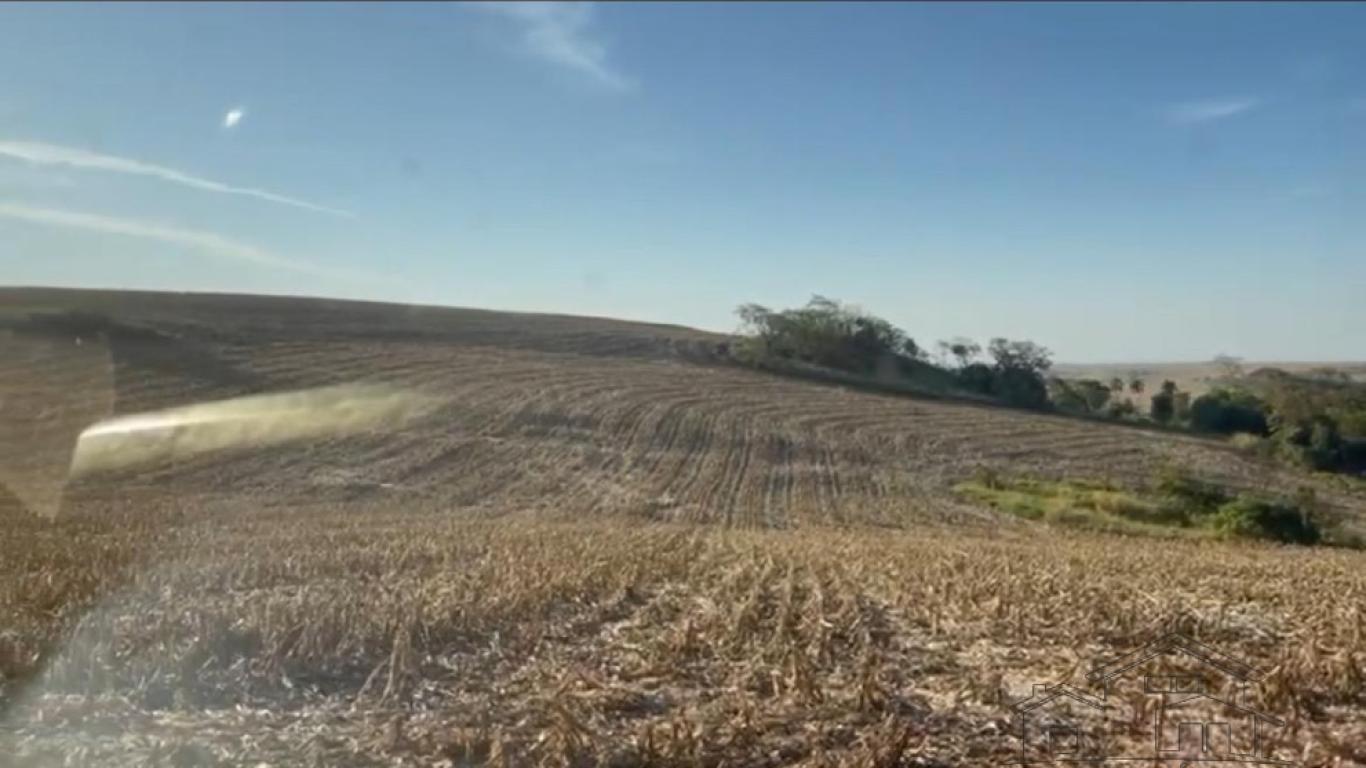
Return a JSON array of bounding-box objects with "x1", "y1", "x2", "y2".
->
[
  {"x1": 2, "y1": 502, "x2": 1364, "y2": 767},
  {"x1": 3, "y1": 291, "x2": 1366, "y2": 766}
]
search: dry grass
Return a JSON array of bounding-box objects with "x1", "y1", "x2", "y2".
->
[
  {"x1": 5, "y1": 505, "x2": 1366, "y2": 766},
  {"x1": 3, "y1": 288, "x2": 1366, "y2": 766}
]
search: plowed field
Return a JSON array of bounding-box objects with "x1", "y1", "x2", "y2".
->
[{"x1": 3, "y1": 288, "x2": 1364, "y2": 766}]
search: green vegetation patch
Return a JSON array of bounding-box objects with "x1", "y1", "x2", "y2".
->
[
  {"x1": 957, "y1": 469, "x2": 1336, "y2": 547},
  {"x1": 956, "y1": 474, "x2": 1198, "y2": 540}
]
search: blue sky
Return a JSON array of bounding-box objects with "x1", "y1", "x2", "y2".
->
[{"x1": 0, "y1": 2, "x2": 1361, "y2": 362}]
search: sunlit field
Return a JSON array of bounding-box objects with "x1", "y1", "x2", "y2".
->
[{"x1": 3, "y1": 289, "x2": 1365, "y2": 766}]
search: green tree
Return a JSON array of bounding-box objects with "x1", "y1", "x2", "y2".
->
[
  {"x1": 1189, "y1": 389, "x2": 1271, "y2": 436},
  {"x1": 900, "y1": 338, "x2": 924, "y2": 361},
  {"x1": 1149, "y1": 380, "x2": 1181, "y2": 425},
  {"x1": 1047, "y1": 378, "x2": 1085, "y2": 412},
  {"x1": 1079, "y1": 379, "x2": 1111, "y2": 412},
  {"x1": 734, "y1": 296, "x2": 914, "y2": 375},
  {"x1": 1049, "y1": 378, "x2": 1113, "y2": 415},
  {"x1": 987, "y1": 338, "x2": 1052, "y2": 374},
  {"x1": 938, "y1": 337, "x2": 981, "y2": 369},
  {"x1": 1150, "y1": 390, "x2": 1175, "y2": 424},
  {"x1": 957, "y1": 362, "x2": 996, "y2": 395},
  {"x1": 986, "y1": 338, "x2": 1052, "y2": 409}
]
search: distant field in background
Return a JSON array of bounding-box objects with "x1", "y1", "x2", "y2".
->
[
  {"x1": 1055, "y1": 360, "x2": 1366, "y2": 404},
  {"x1": 3, "y1": 287, "x2": 1365, "y2": 766}
]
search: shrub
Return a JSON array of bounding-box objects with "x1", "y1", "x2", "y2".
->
[
  {"x1": 957, "y1": 363, "x2": 996, "y2": 395},
  {"x1": 958, "y1": 469, "x2": 1347, "y2": 548},
  {"x1": 1336, "y1": 408, "x2": 1366, "y2": 440},
  {"x1": 1106, "y1": 400, "x2": 1138, "y2": 419},
  {"x1": 1343, "y1": 440, "x2": 1366, "y2": 473},
  {"x1": 1189, "y1": 389, "x2": 1270, "y2": 436},
  {"x1": 1308, "y1": 418, "x2": 1344, "y2": 469},
  {"x1": 1055, "y1": 379, "x2": 1111, "y2": 414},
  {"x1": 1102, "y1": 492, "x2": 1191, "y2": 527},
  {"x1": 1154, "y1": 468, "x2": 1328, "y2": 546},
  {"x1": 1155, "y1": 467, "x2": 1227, "y2": 516},
  {"x1": 995, "y1": 367, "x2": 1050, "y2": 409},
  {"x1": 1210, "y1": 497, "x2": 1321, "y2": 545},
  {"x1": 1150, "y1": 391, "x2": 1174, "y2": 424},
  {"x1": 1237, "y1": 368, "x2": 1366, "y2": 476},
  {"x1": 972, "y1": 466, "x2": 1003, "y2": 490},
  {"x1": 1274, "y1": 414, "x2": 1346, "y2": 472},
  {"x1": 1047, "y1": 378, "x2": 1084, "y2": 413}
]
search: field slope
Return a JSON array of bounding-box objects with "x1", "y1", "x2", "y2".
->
[{"x1": 2, "y1": 288, "x2": 1364, "y2": 766}]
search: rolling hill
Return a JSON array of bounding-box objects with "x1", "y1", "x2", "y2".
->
[{"x1": 2, "y1": 287, "x2": 1364, "y2": 766}]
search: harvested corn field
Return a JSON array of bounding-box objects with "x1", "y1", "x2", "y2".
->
[{"x1": 2, "y1": 288, "x2": 1365, "y2": 766}]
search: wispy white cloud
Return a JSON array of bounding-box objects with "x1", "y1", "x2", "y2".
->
[
  {"x1": 1164, "y1": 97, "x2": 1262, "y2": 125},
  {"x1": 0, "y1": 140, "x2": 351, "y2": 217},
  {"x1": 0, "y1": 201, "x2": 344, "y2": 278},
  {"x1": 472, "y1": 2, "x2": 631, "y2": 90},
  {"x1": 223, "y1": 107, "x2": 245, "y2": 129}
]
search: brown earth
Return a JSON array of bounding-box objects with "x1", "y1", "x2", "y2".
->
[{"x1": 2, "y1": 287, "x2": 1364, "y2": 766}]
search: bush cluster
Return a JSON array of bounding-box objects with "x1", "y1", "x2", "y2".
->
[
  {"x1": 1156, "y1": 467, "x2": 1324, "y2": 545},
  {"x1": 731, "y1": 299, "x2": 1366, "y2": 477},
  {"x1": 734, "y1": 297, "x2": 1053, "y2": 409}
]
